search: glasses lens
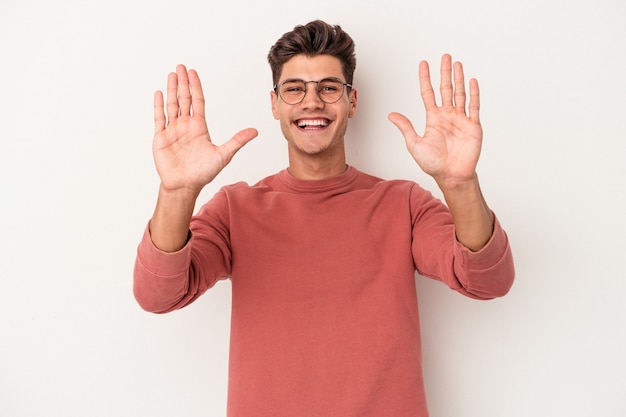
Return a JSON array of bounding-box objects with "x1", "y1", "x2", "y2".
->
[
  {"x1": 317, "y1": 79, "x2": 344, "y2": 103},
  {"x1": 279, "y1": 80, "x2": 306, "y2": 105}
]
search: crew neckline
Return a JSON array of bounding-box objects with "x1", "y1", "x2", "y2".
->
[{"x1": 277, "y1": 165, "x2": 360, "y2": 193}]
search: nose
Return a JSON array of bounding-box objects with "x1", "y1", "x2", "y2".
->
[{"x1": 300, "y1": 81, "x2": 324, "y2": 108}]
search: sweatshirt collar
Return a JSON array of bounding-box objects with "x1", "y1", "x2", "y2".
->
[{"x1": 277, "y1": 165, "x2": 359, "y2": 193}]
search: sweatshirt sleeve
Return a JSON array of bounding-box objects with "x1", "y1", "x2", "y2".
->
[
  {"x1": 410, "y1": 184, "x2": 515, "y2": 300},
  {"x1": 451, "y1": 216, "x2": 515, "y2": 299},
  {"x1": 133, "y1": 224, "x2": 196, "y2": 313},
  {"x1": 133, "y1": 190, "x2": 233, "y2": 313}
]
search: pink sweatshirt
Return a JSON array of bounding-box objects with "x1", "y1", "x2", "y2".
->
[{"x1": 134, "y1": 166, "x2": 514, "y2": 417}]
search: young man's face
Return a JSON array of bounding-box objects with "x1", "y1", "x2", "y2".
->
[{"x1": 271, "y1": 54, "x2": 357, "y2": 159}]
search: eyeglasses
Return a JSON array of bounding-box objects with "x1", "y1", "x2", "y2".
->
[{"x1": 274, "y1": 77, "x2": 353, "y2": 105}]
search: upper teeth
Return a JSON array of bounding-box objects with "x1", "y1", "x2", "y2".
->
[{"x1": 298, "y1": 119, "x2": 327, "y2": 127}]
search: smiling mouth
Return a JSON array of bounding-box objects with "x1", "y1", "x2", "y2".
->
[{"x1": 296, "y1": 118, "x2": 330, "y2": 130}]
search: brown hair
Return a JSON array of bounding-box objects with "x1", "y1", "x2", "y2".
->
[{"x1": 267, "y1": 20, "x2": 356, "y2": 87}]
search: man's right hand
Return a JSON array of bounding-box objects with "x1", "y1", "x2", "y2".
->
[{"x1": 153, "y1": 64, "x2": 258, "y2": 199}]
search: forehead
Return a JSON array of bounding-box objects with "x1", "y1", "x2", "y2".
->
[{"x1": 279, "y1": 55, "x2": 344, "y2": 81}]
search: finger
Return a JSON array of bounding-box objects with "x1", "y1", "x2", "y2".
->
[
  {"x1": 166, "y1": 71, "x2": 179, "y2": 123},
  {"x1": 419, "y1": 61, "x2": 437, "y2": 111},
  {"x1": 440, "y1": 54, "x2": 453, "y2": 107},
  {"x1": 188, "y1": 69, "x2": 205, "y2": 119},
  {"x1": 218, "y1": 128, "x2": 259, "y2": 165},
  {"x1": 154, "y1": 90, "x2": 166, "y2": 133},
  {"x1": 176, "y1": 64, "x2": 191, "y2": 117},
  {"x1": 468, "y1": 78, "x2": 480, "y2": 123},
  {"x1": 453, "y1": 61, "x2": 467, "y2": 114}
]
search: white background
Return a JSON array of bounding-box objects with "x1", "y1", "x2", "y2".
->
[{"x1": 1, "y1": 0, "x2": 625, "y2": 416}]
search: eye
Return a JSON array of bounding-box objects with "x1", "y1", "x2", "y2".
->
[
  {"x1": 281, "y1": 81, "x2": 305, "y2": 95},
  {"x1": 318, "y1": 79, "x2": 342, "y2": 93}
]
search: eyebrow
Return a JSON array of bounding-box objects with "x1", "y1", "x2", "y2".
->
[{"x1": 280, "y1": 78, "x2": 306, "y2": 84}]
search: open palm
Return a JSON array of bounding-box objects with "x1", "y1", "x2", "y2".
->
[
  {"x1": 389, "y1": 54, "x2": 482, "y2": 187},
  {"x1": 153, "y1": 65, "x2": 257, "y2": 195}
]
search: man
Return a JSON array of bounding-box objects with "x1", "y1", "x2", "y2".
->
[{"x1": 134, "y1": 20, "x2": 514, "y2": 417}]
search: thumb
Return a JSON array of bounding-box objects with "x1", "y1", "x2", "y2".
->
[
  {"x1": 388, "y1": 112, "x2": 414, "y2": 135},
  {"x1": 387, "y1": 112, "x2": 421, "y2": 146},
  {"x1": 218, "y1": 128, "x2": 259, "y2": 164}
]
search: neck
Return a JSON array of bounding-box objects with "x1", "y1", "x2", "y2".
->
[{"x1": 287, "y1": 152, "x2": 348, "y2": 180}]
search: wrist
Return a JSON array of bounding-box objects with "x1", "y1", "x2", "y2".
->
[
  {"x1": 435, "y1": 173, "x2": 494, "y2": 251},
  {"x1": 158, "y1": 182, "x2": 202, "y2": 204},
  {"x1": 150, "y1": 186, "x2": 198, "y2": 253},
  {"x1": 435, "y1": 172, "x2": 480, "y2": 196}
]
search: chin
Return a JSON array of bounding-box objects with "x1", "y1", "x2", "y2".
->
[
  {"x1": 295, "y1": 136, "x2": 344, "y2": 156},
  {"x1": 294, "y1": 142, "x2": 330, "y2": 156}
]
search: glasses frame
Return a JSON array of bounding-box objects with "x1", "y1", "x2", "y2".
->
[{"x1": 273, "y1": 77, "x2": 353, "y2": 105}]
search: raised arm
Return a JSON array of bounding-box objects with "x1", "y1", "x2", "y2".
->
[
  {"x1": 388, "y1": 54, "x2": 492, "y2": 251},
  {"x1": 150, "y1": 65, "x2": 258, "y2": 252}
]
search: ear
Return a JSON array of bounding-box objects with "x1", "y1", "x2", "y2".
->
[
  {"x1": 271, "y1": 90, "x2": 280, "y2": 120},
  {"x1": 348, "y1": 88, "x2": 358, "y2": 118}
]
